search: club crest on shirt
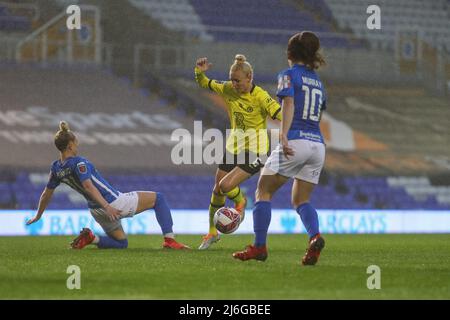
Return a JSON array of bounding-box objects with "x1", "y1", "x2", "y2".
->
[
  {"x1": 278, "y1": 74, "x2": 291, "y2": 91},
  {"x1": 77, "y1": 162, "x2": 87, "y2": 174}
]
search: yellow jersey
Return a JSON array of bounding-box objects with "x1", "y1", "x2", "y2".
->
[{"x1": 195, "y1": 67, "x2": 281, "y2": 155}]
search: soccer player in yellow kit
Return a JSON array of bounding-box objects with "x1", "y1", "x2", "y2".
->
[{"x1": 195, "y1": 54, "x2": 282, "y2": 249}]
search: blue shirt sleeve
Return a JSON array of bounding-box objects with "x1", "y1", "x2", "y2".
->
[
  {"x1": 74, "y1": 158, "x2": 92, "y2": 182},
  {"x1": 276, "y1": 69, "x2": 294, "y2": 101},
  {"x1": 46, "y1": 169, "x2": 60, "y2": 189}
]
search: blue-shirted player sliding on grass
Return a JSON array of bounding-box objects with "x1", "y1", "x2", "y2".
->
[{"x1": 26, "y1": 121, "x2": 189, "y2": 250}]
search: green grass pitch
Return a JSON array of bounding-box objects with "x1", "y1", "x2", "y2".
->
[{"x1": 1, "y1": 234, "x2": 449, "y2": 299}]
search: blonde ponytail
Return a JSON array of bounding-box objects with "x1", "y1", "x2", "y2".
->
[
  {"x1": 54, "y1": 120, "x2": 76, "y2": 151},
  {"x1": 230, "y1": 54, "x2": 253, "y2": 78},
  {"x1": 59, "y1": 121, "x2": 70, "y2": 132},
  {"x1": 234, "y1": 54, "x2": 247, "y2": 63}
]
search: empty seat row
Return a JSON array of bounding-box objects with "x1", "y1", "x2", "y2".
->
[{"x1": 3, "y1": 172, "x2": 449, "y2": 209}]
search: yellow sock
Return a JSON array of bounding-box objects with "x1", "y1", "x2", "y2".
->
[
  {"x1": 226, "y1": 186, "x2": 244, "y2": 205},
  {"x1": 209, "y1": 192, "x2": 225, "y2": 234}
]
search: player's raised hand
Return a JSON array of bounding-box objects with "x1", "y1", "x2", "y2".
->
[
  {"x1": 26, "y1": 214, "x2": 42, "y2": 225},
  {"x1": 105, "y1": 205, "x2": 122, "y2": 221},
  {"x1": 196, "y1": 57, "x2": 212, "y2": 72}
]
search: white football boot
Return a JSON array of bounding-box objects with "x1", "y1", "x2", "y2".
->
[{"x1": 198, "y1": 233, "x2": 221, "y2": 250}]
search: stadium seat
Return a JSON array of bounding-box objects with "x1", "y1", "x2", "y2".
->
[
  {"x1": 324, "y1": 0, "x2": 450, "y2": 50},
  {"x1": 127, "y1": 0, "x2": 354, "y2": 47}
]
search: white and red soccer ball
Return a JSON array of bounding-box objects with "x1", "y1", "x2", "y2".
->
[{"x1": 213, "y1": 207, "x2": 241, "y2": 234}]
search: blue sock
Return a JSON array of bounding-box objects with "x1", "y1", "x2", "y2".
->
[
  {"x1": 154, "y1": 192, "x2": 174, "y2": 235},
  {"x1": 296, "y1": 203, "x2": 320, "y2": 239},
  {"x1": 253, "y1": 201, "x2": 271, "y2": 247},
  {"x1": 98, "y1": 236, "x2": 128, "y2": 249}
]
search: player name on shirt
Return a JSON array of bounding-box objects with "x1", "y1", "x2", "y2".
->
[{"x1": 302, "y1": 76, "x2": 322, "y2": 88}]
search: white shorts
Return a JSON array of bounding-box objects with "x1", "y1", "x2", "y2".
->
[
  {"x1": 263, "y1": 139, "x2": 325, "y2": 184},
  {"x1": 90, "y1": 191, "x2": 139, "y2": 233}
]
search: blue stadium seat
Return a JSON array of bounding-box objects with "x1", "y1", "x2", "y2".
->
[
  {"x1": 188, "y1": 0, "x2": 350, "y2": 47},
  {"x1": 3, "y1": 172, "x2": 448, "y2": 210}
]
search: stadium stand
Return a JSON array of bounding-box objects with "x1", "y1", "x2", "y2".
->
[
  {"x1": 128, "y1": 0, "x2": 213, "y2": 41},
  {"x1": 128, "y1": 0, "x2": 359, "y2": 47},
  {"x1": 0, "y1": 65, "x2": 214, "y2": 174},
  {"x1": 4, "y1": 171, "x2": 450, "y2": 210},
  {"x1": 323, "y1": 86, "x2": 450, "y2": 164},
  {"x1": 0, "y1": 3, "x2": 32, "y2": 32},
  {"x1": 0, "y1": 0, "x2": 448, "y2": 212},
  {"x1": 324, "y1": 0, "x2": 450, "y2": 51}
]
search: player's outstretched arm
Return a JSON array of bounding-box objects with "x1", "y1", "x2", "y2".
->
[
  {"x1": 194, "y1": 57, "x2": 218, "y2": 91},
  {"x1": 194, "y1": 57, "x2": 227, "y2": 95},
  {"x1": 26, "y1": 187, "x2": 55, "y2": 225},
  {"x1": 81, "y1": 179, "x2": 122, "y2": 221}
]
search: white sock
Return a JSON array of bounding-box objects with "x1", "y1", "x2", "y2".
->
[
  {"x1": 164, "y1": 233, "x2": 175, "y2": 239},
  {"x1": 92, "y1": 235, "x2": 100, "y2": 244}
]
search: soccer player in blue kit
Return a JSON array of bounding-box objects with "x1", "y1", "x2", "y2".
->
[
  {"x1": 233, "y1": 32, "x2": 327, "y2": 265},
  {"x1": 26, "y1": 121, "x2": 189, "y2": 250}
]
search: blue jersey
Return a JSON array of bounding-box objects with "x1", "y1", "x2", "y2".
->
[
  {"x1": 277, "y1": 64, "x2": 327, "y2": 143},
  {"x1": 46, "y1": 156, "x2": 120, "y2": 209}
]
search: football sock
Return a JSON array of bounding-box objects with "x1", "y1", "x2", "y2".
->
[
  {"x1": 226, "y1": 186, "x2": 244, "y2": 205},
  {"x1": 209, "y1": 192, "x2": 226, "y2": 234},
  {"x1": 92, "y1": 235, "x2": 99, "y2": 244},
  {"x1": 154, "y1": 192, "x2": 174, "y2": 235},
  {"x1": 296, "y1": 202, "x2": 320, "y2": 239},
  {"x1": 98, "y1": 236, "x2": 128, "y2": 249},
  {"x1": 253, "y1": 201, "x2": 271, "y2": 247},
  {"x1": 164, "y1": 232, "x2": 175, "y2": 239}
]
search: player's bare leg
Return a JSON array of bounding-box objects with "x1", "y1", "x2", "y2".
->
[
  {"x1": 107, "y1": 226, "x2": 127, "y2": 240},
  {"x1": 135, "y1": 191, "x2": 157, "y2": 214},
  {"x1": 291, "y1": 178, "x2": 315, "y2": 208},
  {"x1": 255, "y1": 170, "x2": 289, "y2": 202}
]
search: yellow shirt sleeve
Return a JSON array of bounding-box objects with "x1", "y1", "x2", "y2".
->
[
  {"x1": 261, "y1": 92, "x2": 282, "y2": 120},
  {"x1": 194, "y1": 67, "x2": 228, "y2": 95}
]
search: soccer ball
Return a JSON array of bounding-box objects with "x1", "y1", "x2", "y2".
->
[{"x1": 213, "y1": 207, "x2": 241, "y2": 234}]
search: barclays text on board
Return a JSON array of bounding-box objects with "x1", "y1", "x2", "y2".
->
[{"x1": 0, "y1": 209, "x2": 449, "y2": 236}]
